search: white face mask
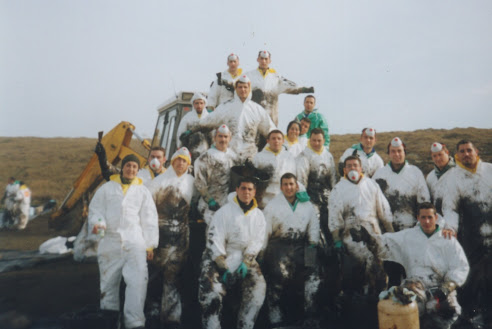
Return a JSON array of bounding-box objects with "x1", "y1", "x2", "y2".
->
[
  {"x1": 347, "y1": 170, "x2": 360, "y2": 183},
  {"x1": 150, "y1": 158, "x2": 161, "y2": 171}
]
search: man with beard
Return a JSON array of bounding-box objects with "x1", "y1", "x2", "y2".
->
[
  {"x1": 338, "y1": 127, "x2": 384, "y2": 177},
  {"x1": 183, "y1": 75, "x2": 275, "y2": 163},
  {"x1": 247, "y1": 50, "x2": 314, "y2": 125},
  {"x1": 296, "y1": 128, "x2": 337, "y2": 239},
  {"x1": 252, "y1": 129, "x2": 296, "y2": 208},
  {"x1": 208, "y1": 53, "x2": 243, "y2": 110},
  {"x1": 262, "y1": 173, "x2": 321, "y2": 327},
  {"x1": 329, "y1": 156, "x2": 394, "y2": 294},
  {"x1": 148, "y1": 147, "x2": 195, "y2": 328},
  {"x1": 194, "y1": 124, "x2": 238, "y2": 224},
  {"x1": 198, "y1": 177, "x2": 266, "y2": 329},
  {"x1": 442, "y1": 140, "x2": 492, "y2": 325}
]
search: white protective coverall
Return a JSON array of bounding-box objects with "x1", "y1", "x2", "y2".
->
[
  {"x1": 208, "y1": 68, "x2": 243, "y2": 109},
  {"x1": 372, "y1": 162, "x2": 430, "y2": 231},
  {"x1": 296, "y1": 145, "x2": 337, "y2": 239},
  {"x1": 176, "y1": 105, "x2": 210, "y2": 148},
  {"x1": 426, "y1": 163, "x2": 456, "y2": 215},
  {"x1": 262, "y1": 193, "x2": 321, "y2": 326},
  {"x1": 137, "y1": 166, "x2": 165, "y2": 188},
  {"x1": 14, "y1": 184, "x2": 31, "y2": 229},
  {"x1": 380, "y1": 226, "x2": 469, "y2": 328},
  {"x1": 252, "y1": 147, "x2": 296, "y2": 209},
  {"x1": 328, "y1": 176, "x2": 393, "y2": 292},
  {"x1": 88, "y1": 175, "x2": 158, "y2": 329},
  {"x1": 283, "y1": 137, "x2": 305, "y2": 158},
  {"x1": 338, "y1": 144, "x2": 384, "y2": 177},
  {"x1": 147, "y1": 166, "x2": 195, "y2": 326},
  {"x1": 198, "y1": 193, "x2": 266, "y2": 329},
  {"x1": 246, "y1": 68, "x2": 312, "y2": 125},
  {"x1": 194, "y1": 146, "x2": 238, "y2": 224},
  {"x1": 193, "y1": 93, "x2": 276, "y2": 163},
  {"x1": 441, "y1": 158, "x2": 492, "y2": 317}
]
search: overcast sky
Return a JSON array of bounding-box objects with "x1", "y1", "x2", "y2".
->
[{"x1": 1, "y1": 0, "x2": 491, "y2": 139}]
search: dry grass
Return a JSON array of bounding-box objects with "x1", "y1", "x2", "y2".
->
[{"x1": 1, "y1": 127, "x2": 491, "y2": 206}]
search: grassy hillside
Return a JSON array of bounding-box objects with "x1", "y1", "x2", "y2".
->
[{"x1": 1, "y1": 127, "x2": 491, "y2": 206}]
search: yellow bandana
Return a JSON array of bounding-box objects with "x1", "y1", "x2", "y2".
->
[{"x1": 455, "y1": 154, "x2": 479, "y2": 174}]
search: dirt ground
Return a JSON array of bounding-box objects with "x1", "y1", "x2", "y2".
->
[{"x1": 0, "y1": 215, "x2": 99, "y2": 328}]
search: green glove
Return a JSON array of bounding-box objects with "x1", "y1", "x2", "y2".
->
[
  {"x1": 221, "y1": 270, "x2": 231, "y2": 284},
  {"x1": 236, "y1": 262, "x2": 248, "y2": 279},
  {"x1": 296, "y1": 191, "x2": 310, "y2": 202},
  {"x1": 334, "y1": 240, "x2": 344, "y2": 250},
  {"x1": 208, "y1": 198, "x2": 220, "y2": 211},
  {"x1": 308, "y1": 244, "x2": 316, "y2": 249}
]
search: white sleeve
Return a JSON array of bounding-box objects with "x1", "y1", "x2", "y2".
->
[
  {"x1": 139, "y1": 188, "x2": 159, "y2": 249},
  {"x1": 328, "y1": 187, "x2": 344, "y2": 233},
  {"x1": 416, "y1": 169, "x2": 431, "y2": 203},
  {"x1": 88, "y1": 184, "x2": 108, "y2": 232},
  {"x1": 444, "y1": 240, "x2": 470, "y2": 286},
  {"x1": 207, "y1": 79, "x2": 220, "y2": 109},
  {"x1": 307, "y1": 203, "x2": 320, "y2": 244},
  {"x1": 193, "y1": 156, "x2": 209, "y2": 199},
  {"x1": 375, "y1": 184, "x2": 394, "y2": 231},
  {"x1": 245, "y1": 212, "x2": 266, "y2": 257},
  {"x1": 441, "y1": 179, "x2": 460, "y2": 232},
  {"x1": 207, "y1": 210, "x2": 227, "y2": 260},
  {"x1": 275, "y1": 74, "x2": 306, "y2": 95},
  {"x1": 296, "y1": 155, "x2": 309, "y2": 187},
  {"x1": 176, "y1": 115, "x2": 188, "y2": 148},
  {"x1": 262, "y1": 205, "x2": 274, "y2": 250},
  {"x1": 257, "y1": 107, "x2": 276, "y2": 138}
]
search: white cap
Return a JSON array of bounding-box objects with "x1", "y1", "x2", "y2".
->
[
  {"x1": 391, "y1": 137, "x2": 403, "y2": 147},
  {"x1": 259, "y1": 50, "x2": 270, "y2": 59},
  {"x1": 191, "y1": 92, "x2": 207, "y2": 106},
  {"x1": 217, "y1": 124, "x2": 231, "y2": 135},
  {"x1": 149, "y1": 158, "x2": 160, "y2": 170},
  {"x1": 431, "y1": 142, "x2": 443, "y2": 153},
  {"x1": 364, "y1": 127, "x2": 376, "y2": 137},
  {"x1": 227, "y1": 53, "x2": 238, "y2": 61},
  {"x1": 237, "y1": 75, "x2": 250, "y2": 84},
  {"x1": 348, "y1": 170, "x2": 360, "y2": 183},
  {"x1": 171, "y1": 147, "x2": 191, "y2": 165}
]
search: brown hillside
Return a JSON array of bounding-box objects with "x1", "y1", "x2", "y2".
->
[{"x1": 1, "y1": 127, "x2": 491, "y2": 206}]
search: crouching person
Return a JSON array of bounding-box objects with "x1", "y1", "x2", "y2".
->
[
  {"x1": 353, "y1": 202, "x2": 469, "y2": 329},
  {"x1": 262, "y1": 173, "x2": 321, "y2": 327},
  {"x1": 198, "y1": 177, "x2": 266, "y2": 329},
  {"x1": 89, "y1": 154, "x2": 159, "y2": 329}
]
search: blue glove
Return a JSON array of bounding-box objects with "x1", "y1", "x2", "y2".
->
[
  {"x1": 221, "y1": 270, "x2": 231, "y2": 284},
  {"x1": 208, "y1": 198, "x2": 220, "y2": 211},
  {"x1": 236, "y1": 262, "x2": 248, "y2": 279},
  {"x1": 179, "y1": 130, "x2": 192, "y2": 142},
  {"x1": 334, "y1": 240, "x2": 344, "y2": 251}
]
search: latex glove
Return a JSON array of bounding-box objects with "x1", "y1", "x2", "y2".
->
[
  {"x1": 434, "y1": 281, "x2": 457, "y2": 301},
  {"x1": 236, "y1": 262, "x2": 248, "y2": 279},
  {"x1": 333, "y1": 240, "x2": 344, "y2": 251},
  {"x1": 208, "y1": 198, "x2": 220, "y2": 211},
  {"x1": 94, "y1": 142, "x2": 106, "y2": 157},
  {"x1": 179, "y1": 130, "x2": 192, "y2": 143},
  {"x1": 214, "y1": 255, "x2": 228, "y2": 272},
  {"x1": 221, "y1": 270, "x2": 232, "y2": 284},
  {"x1": 302, "y1": 87, "x2": 315, "y2": 93}
]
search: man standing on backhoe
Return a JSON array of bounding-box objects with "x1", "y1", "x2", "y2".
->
[
  {"x1": 247, "y1": 50, "x2": 314, "y2": 126},
  {"x1": 208, "y1": 53, "x2": 243, "y2": 110}
]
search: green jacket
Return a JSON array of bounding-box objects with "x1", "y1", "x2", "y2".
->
[{"x1": 295, "y1": 109, "x2": 330, "y2": 146}]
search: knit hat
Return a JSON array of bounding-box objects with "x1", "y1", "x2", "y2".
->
[{"x1": 121, "y1": 154, "x2": 140, "y2": 169}]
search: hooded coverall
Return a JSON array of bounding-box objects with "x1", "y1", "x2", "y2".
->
[
  {"x1": 262, "y1": 192, "x2": 320, "y2": 326},
  {"x1": 148, "y1": 166, "x2": 195, "y2": 326},
  {"x1": 88, "y1": 175, "x2": 158, "y2": 329},
  {"x1": 198, "y1": 193, "x2": 266, "y2": 329}
]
